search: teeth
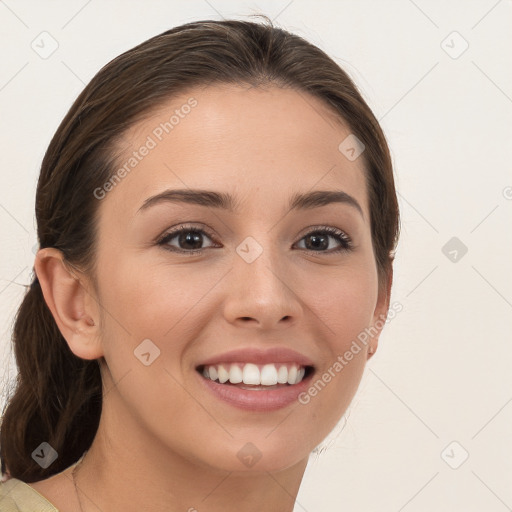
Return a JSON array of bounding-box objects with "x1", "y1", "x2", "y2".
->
[
  {"x1": 201, "y1": 362, "x2": 308, "y2": 386},
  {"x1": 277, "y1": 365, "x2": 288, "y2": 384},
  {"x1": 217, "y1": 364, "x2": 229, "y2": 383},
  {"x1": 229, "y1": 364, "x2": 243, "y2": 384},
  {"x1": 287, "y1": 365, "x2": 297, "y2": 385},
  {"x1": 260, "y1": 364, "x2": 278, "y2": 386},
  {"x1": 243, "y1": 363, "x2": 260, "y2": 385}
]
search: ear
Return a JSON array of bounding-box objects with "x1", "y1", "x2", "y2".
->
[
  {"x1": 34, "y1": 247, "x2": 103, "y2": 360},
  {"x1": 367, "y1": 266, "x2": 393, "y2": 360}
]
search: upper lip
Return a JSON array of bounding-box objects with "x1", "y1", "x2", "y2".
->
[{"x1": 196, "y1": 347, "x2": 315, "y2": 368}]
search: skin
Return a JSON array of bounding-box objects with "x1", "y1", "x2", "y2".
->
[{"x1": 31, "y1": 83, "x2": 392, "y2": 512}]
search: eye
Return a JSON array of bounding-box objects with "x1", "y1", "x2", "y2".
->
[
  {"x1": 157, "y1": 225, "x2": 219, "y2": 254},
  {"x1": 294, "y1": 226, "x2": 353, "y2": 254},
  {"x1": 156, "y1": 224, "x2": 353, "y2": 255}
]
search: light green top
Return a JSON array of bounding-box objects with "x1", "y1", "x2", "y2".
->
[{"x1": 0, "y1": 477, "x2": 58, "y2": 511}]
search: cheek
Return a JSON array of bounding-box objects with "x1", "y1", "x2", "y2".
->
[
  {"x1": 93, "y1": 260, "x2": 214, "y2": 441},
  {"x1": 98, "y1": 255, "x2": 218, "y2": 335},
  {"x1": 300, "y1": 259, "x2": 377, "y2": 395},
  {"x1": 308, "y1": 261, "x2": 378, "y2": 345},
  {"x1": 295, "y1": 269, "x2": 376, "y2": 435}
]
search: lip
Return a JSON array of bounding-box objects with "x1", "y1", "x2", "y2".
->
[
  {"x1": 196, "y1": 346, "x2": 315, "y2": 368},
  {"x1": 196, "y1": 366, "x2": 315, "y2": 411}
]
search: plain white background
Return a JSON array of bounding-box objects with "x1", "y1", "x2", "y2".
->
[{"x1": 1, "y1": 1, "x2": 511, "y2": 510}]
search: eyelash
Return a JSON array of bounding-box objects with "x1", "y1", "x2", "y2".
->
[{"x1": 156, "y1": 224, "x2": 354, "y2": 256}]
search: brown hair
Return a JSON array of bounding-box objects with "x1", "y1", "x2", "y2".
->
[{"x1": 0, "y1": 15, "x2": 399, "y2": 482}]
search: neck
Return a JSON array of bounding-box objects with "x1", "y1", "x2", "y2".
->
[{"x1": 74, "y1": 394, "x2": 309, "y2": 512}]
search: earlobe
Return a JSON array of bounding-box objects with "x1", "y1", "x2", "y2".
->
[{"x1": 34, "y1": 248, "x2": 103, "y2": 360}]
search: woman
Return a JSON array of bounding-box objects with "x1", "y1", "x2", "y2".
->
[{"x1": 0, "y1": 16, "x2": 399, "y2": 511}]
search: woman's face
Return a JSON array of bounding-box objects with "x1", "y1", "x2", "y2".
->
[{"x1": 90, "y1": 83, "x2": 389, "y2": 472}]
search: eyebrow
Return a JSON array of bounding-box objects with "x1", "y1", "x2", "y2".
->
[{"x1": 137, "y1": 188, "x2": 364, "y2": 218}]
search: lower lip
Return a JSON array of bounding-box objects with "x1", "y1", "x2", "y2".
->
[{"x1": 196, "y1": 369, "x2": 314, "y2": 411}]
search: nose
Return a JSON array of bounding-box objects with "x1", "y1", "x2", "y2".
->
[{"x1": 222, "y1": 240, "x2": 303, "y2": 330}]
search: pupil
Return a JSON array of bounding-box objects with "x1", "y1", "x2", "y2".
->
[
  {"x1": 306, "y1": 233, "x2": 327, "y2": 251},
  {"x1": 180, "y1": 231, "x2": 202, "y2": 250}
]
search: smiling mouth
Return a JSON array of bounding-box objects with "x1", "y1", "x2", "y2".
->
[{"x1": 196, "y1": 362, "x2": 314, "y2": 389}]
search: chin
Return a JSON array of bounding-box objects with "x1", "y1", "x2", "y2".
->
[{"x1": 192, "y1": 432, "x2": 314, "y2": 474}]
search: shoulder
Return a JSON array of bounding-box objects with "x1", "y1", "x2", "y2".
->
[{"x1": 0, "y1": 477, "x2": 59, "y2": 511}]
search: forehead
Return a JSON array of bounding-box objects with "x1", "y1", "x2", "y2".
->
[{"x1": 100, "y1": 84, "x2": 369, "y2": 220}]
